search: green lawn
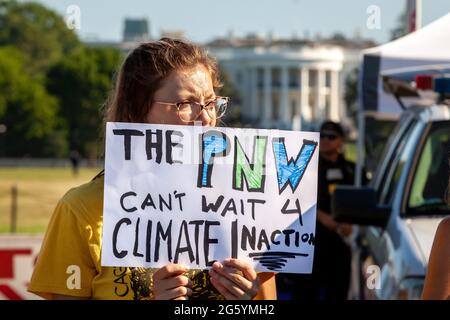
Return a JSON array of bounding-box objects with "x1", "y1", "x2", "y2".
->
[
  {"x1": 0, "y1": 167, "x2": 101, "y2": 234},
  {"x1": 344, "y1": 141, "x2": 357, "y2": 163}
]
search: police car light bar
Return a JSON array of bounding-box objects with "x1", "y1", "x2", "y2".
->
[
  {"x1": 415, "y1": 74, "x2": 433, "y2": 90},
  {"x1": 433, "y1": 77, "x2": 450, "y2": 102}
]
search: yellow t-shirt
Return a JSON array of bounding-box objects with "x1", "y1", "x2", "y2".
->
[{"x1": 28, "y1": 173, "x2": 224, "y2": 300}]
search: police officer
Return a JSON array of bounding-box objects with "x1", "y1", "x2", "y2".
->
[
  {"x1": 276, "y1": 120, "x2": 354, "y2": 300},
  {"x1": 313, "y1": 120, "x2": 354, "y2": 300}
]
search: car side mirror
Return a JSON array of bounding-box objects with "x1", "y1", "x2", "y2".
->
[{"x1": 331, "y1": 186, "x2": 390, "y2": 227}]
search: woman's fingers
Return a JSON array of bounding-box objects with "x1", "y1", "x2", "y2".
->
[
  {"x1": 209, "y1": 268, "x2": 248, "y2": 298},
  {"x1": 157, "y1": 274, "x2": 192, "y2": 291},
  {"x1": 153, "y1": 264, "x2": 192, "y2": 300},
  {"x1": 153, "y1": 261, "x2": 259, "y2": 300},
  {"x1": 210, "y1": 275, "x2": 238, "y2": 300},
  {"x1": 154, "y1": 286, "x2": 193, "y2": 300},
  {"x1": 223, "y1": 258, "x2": 258, "y2": 282},
  {"x1": 153, "y1": 263, "x2": 189, "y2": 281},
  {"x1": 210, "y1": 262, "x2": 254, "y2": 290},
  {"x1": 209, "y1": 260, "x2": 259, "y2": 300}
]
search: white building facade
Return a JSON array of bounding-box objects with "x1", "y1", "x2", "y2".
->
[{"x1": 208, "y1": 40, "x2": 365, "y2": 131}]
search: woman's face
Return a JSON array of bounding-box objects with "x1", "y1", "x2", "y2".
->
[{"x1": 146, "y1": 64, "x2": 216, "y2": 127}]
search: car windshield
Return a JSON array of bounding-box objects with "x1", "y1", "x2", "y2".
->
[
  {"x1": 407, "y1": 121, "x2": 450, "y2": 216},
  {"x1": 364, "y1": 116, "x2": 398, "y2": 180}
]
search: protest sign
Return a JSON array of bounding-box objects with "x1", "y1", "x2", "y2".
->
[{"x1": 101, "y1": 122, "x2": 319, "y2": 273}]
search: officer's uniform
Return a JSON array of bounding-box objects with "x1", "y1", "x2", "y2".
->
[
  {"x1": 313, "y1": 153, "x2": 354, "y2": 300},
  {"x1": 276, "y1": 153, "x2": 354, "y2": 300}
]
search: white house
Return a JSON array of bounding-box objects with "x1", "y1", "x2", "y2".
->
[{"x1": 207, "y1": 35, "x2": 373, "y2": 131}]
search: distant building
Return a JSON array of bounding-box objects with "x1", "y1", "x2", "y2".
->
[
  {"x1": 84, "y1": 18, "x2": 151, "y2": 52},
  {"x1": 83, "y1": 19, "x2": 375, "y2": 131},
  {"x1": 207, "y1": 34, "x2": 375, "y2": 131},
  {"x1": 123, "y1": 18, "x2": 150, "y2": 42}
]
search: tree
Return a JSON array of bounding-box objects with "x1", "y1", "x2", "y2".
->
[
  {"x1": 217, "y1": 67, "x2": 242, "y2": 127},
  {"x1": 330, "y1": 33, "x2": 347, "y2": 42},
  {"x1": 0, "y1": 0, "x2": 80, "y2": 76},
  {"x1": 0, "y1": 46, "x2": 63, "y2": 156},
  {"x1": 344, "y1": 67, "x2": 359, "y2": 124},
  {"x1": 390, "y1": 11, "x2": 407, "y2": 41},
  {"x1": 46, "y1": 46, "x2": 123, "y2": 160}
]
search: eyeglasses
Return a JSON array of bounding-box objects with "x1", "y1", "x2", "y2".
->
[
  {"x1": 320, "y1": 132, "x2": 339, "y2": 141},
  {"x1": 153, "y1": 96, "x2": 230, "y2": 122}
]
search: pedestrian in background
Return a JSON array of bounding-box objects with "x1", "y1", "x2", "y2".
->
[{"x1": 69, "y1": 149, "x2": 80, "y2": 176}]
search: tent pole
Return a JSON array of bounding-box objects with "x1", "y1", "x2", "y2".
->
[
  {"x1": 355, "y1": 60, "x2": 365, "y2": 188},
  {"x1": 355, "y1": 109, "x2": 364, "y2": 188},
  {"x1": 416, "y1": 0, "x2": 422, "y2": 30}
]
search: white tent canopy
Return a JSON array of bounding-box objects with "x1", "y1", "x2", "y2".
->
[{"x1": 360, "y1": 12, "x2": 450, "y2": 114}]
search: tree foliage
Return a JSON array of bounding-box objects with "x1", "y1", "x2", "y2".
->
[
  {"x1": 344, "y1": 66, "x2": 359, "y2": 120},
  {"x1": 0, "y1": 0, "x2": 80, "y2": 75},
  {"x1": 218, "y1": 67, "x2": 242, "y2": 127},
  {"x1": 0, "y1": 46, "x2": 60, "y2": 156},
  {"x1": 46, "y1": 47, "x2": 122, "y2": 159},
  {"x1": 0, "y1": 1, "x2": 122, "y2": 159}
]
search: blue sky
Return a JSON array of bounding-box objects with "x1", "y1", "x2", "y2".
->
[{"x1": 32, "y1": 0, "x2": 450, "y2": 45}]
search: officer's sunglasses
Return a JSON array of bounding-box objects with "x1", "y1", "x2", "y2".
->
[{"x1": 320, "y1": 132, "x2": 339, "y2": 141}]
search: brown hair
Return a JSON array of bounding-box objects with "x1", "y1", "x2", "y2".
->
[{"x1": 105, "y1": 38, "x2": 222, "y2": 123}]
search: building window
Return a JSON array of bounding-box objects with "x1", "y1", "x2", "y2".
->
[
  {"x1": 236, "y1": 71, "x2": 242, "y2": 86},
  {"x1": 308, "y1": 70, "x2": 317, "y2": 87},
  {"x1": 257, "y1": 92, "x2": 264, "y2": 122},
  {"x1": 308, "y1": 91, "x2": 316, "y2": 108},
  {"x1": 289, "y1": 68, "x2": 299, "y2": 88},
  {"x1": 325, "y1": 70, "x2": 332, "y2": 87},
  {"x1": 291, "y1": 100, "x2": 297, "y2": 118},
  {"x1": 272, "y1": 95, "x2": 279, "y2": 121},
  {"x1": 325, "y1": 94, "x2": 331, "y2": 118},
  {"x1": 308, "y1": 91, "x2": 316, "y2": 120},
  {"x1": 272, "y1": 68, "x2": 280, "y2": 88},
  {"x1": 257, "y1": 68, "x2": 264, "y2": 89}
]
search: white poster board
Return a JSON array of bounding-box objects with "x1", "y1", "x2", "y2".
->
[{"x1": 101, "y1": 122, "x2": 319, "y2": 273}]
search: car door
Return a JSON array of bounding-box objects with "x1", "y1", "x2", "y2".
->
[
  {"x1": 394, "y1": 120, "x2": 450, "y2": 299},
  {"x1": 361, "y1": 116, "x2": 425, "y2": 299}
]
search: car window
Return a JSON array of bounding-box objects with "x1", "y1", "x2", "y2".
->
[
  {"x1": 372, "y1": 115, "x2": 414, "y2": 191},
  {"x1": 379, "y1": 122, "x2": 424, "y2": 205},
  {"x1": 364, "y1": 117, "x2": 398, "y2": 178},
  {"x1": 407, "y1": 121, "x2": 450, "y2": 216}
]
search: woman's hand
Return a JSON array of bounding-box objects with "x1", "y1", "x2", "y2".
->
[
  {"x1": 153, "y1": 263, "x2": 192, "y2": 300},
  {"x1": 208, "y1": 258, "x2": 260, "y2": 300}
]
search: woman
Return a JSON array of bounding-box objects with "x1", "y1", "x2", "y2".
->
[
  {"x1": 28, "y1": 38, "x2": 277, "y2": 300},
  {"x1": 422, "y1": 216, "x2": 450, "y2": 300}
]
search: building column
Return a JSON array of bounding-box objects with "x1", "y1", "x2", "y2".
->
[
  {"x1": 330, "y1": 70, "x2": 340, "y2": 122},
  {"x1": 300, "y1": 67, "x2": 310, "y2": 122},
  {"x1": 315, "y1": 69, "x2": 326, "y2": 122},
  {"x1": 280, "y1": 66, "x2": 289, "y2": 127},
  {"x1": 263, "y1": 66, "x2": 272, "y2": 126}
]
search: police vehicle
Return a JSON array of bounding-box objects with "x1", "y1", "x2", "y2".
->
[{"x1": 332, "y1": 74, "x2": 450, "y2": 300}]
